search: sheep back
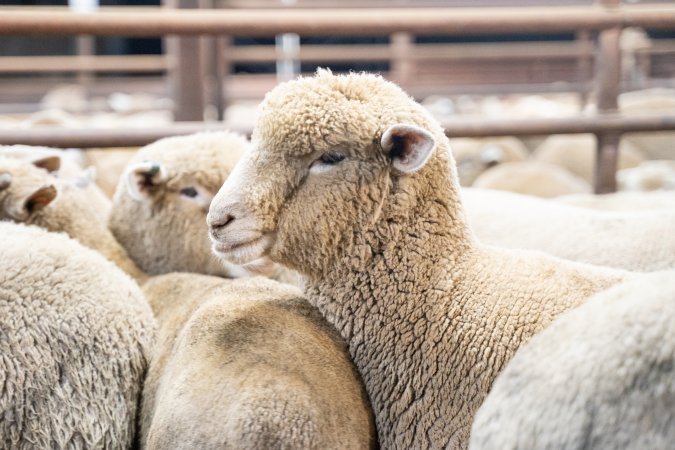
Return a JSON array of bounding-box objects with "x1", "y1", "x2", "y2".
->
[
  {"x1": 0, "y1": 222, "x2": 155, "y2": 449},
  {"x1": 470, "y1": 270, "x2": 675, "y2": 450},
  {"x1": 141, "y1": 273, "x2": 375, "y2": 450}
]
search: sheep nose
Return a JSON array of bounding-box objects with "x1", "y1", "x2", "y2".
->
[{"x1": 208, "y1": 212, "x2": 235, "y2": 231}]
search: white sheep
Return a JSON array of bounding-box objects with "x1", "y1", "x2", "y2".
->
[
  {"x1": 556, "y1": 190, "x2": 675, "y2": 211},
  {"x1": 448, "y1": 136, "x2": 529, "y2": 186},
  {"x1": 109, "y1": 131, "x2": 299, "y2": 282},
  {"x1": 462, "y1": 187, "x2": 675, "y2": 272},
  {"x1": 620, "y1": 88, "x2": 675, "y2": 160},
  {"x1": 141, "y1": 272, "x2": 375, "y2": 449},
  {"x1": 533, "y1": 133, "x2": 645, "y2": 184},
  {"x1": 617, "y1": 160, "x2": 675, "y2": 191},
  {"x1": 471, "y1": 160, "x2": 591, "y2": 198},
  {"x1": 206, "y1": 70, "x2": 628, "y2": 449},
  {"x1": 0, "y1": 221, "x2": 155, "y2": 449},
  {"x1": 0, "y1": 156, "x2": 146, "y2": 282},
  {"x1": 470, "y1": 269, "x2": 675, "y2": 450}
]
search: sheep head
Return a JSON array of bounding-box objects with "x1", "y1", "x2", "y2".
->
[
  {"x1": 110, "y1": 131, "x2": 272, "y2": 278},
  {"x1": 208, "y1": 71, "x2": 460, "y2": 278},
  {"x1": 0, "y1": 158, "x2": 58, "y2": 222}
]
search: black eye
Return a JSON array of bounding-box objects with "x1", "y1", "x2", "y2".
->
[
  {"x1": 319, "y1": 152, "x2": 345, "y2": 165},
  {"x1": 180, "y1": 187, "x2": 198, "y2": 198}
]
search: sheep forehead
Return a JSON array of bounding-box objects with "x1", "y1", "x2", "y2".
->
[
  {"x1": 136, "y1": 133, "x2": 247, "y2": 188},
  {"x1": 255, "y1": 72, "x2": 413, "y2": 158}
]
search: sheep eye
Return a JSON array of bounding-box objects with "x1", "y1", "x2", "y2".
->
[
  {"x1": 319, "y1": 152, "x2": 345, "y2": 165},
  {"x1": 180, "y1": 187, "x2": 198, "y2": 198}
]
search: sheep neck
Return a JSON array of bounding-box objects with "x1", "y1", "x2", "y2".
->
[{"x1": 303, "y1": 150, "x2": 620, "y2": 448}]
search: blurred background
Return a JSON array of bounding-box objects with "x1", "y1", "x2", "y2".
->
[{"x1": 0, "y1": 0, "x2": 674, "y2": 196}]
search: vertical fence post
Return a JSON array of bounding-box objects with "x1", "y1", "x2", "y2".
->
[
  {"x1": 165, "y1": 0, "x2": 205, "y2": 121},
  {"x1": 593, "y1": 0, "x2": 622, "y2": 194}
]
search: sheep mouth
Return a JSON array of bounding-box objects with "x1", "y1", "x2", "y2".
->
[{"x1": 211, "y1": 234, "x2": 273, "y2": 265}]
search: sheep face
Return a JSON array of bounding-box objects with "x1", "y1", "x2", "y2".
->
[
  {"x1": 0, "y1": 158, "x2": 57, "y2": 222},
  {"x1": 209, "y1": 71, "x2": 451, "y2": 278},
  {"x1": 110, "y1": 132, "x2": 265, "y2": 277}
]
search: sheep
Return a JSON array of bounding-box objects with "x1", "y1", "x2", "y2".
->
[
  {"x1": 533, "y1": 133, "x2": 645, "y2": 183},
  {"x1": 206, "y1": 70, "x2": 628, "y2": 449},
  {"x1": 620, "y1": 88, "x2": 675, "y2": 160},
  {"x1": 471, "y1": 160, "x2": 591, "y2": 198},
  {"x1": 470, "y1": 269, "x2": 675, "y2": 450},
  {"x1": 556, "y1": 190, "x2": 675, "y2": 211},
  {"x1": 82, "y1": 148, "x2": 139, "y2": 199},
  {"x1": 141, "y1": 272, "x2": 375, "y2": 449},
  {"x1": 462, "y1": 187, "x2": 675, "y2": 272},
  {"x1": 0, "y1": 221, "x2": 155, "y2": 449},
  {"x1": 448, "y1": 136, "x2": 529, "y2": 186},
  {"x1": 617, "y1": 160, "x2": 675, "y2": 191},
  {"x1": 109, "y1": 131, "x2": 296, "y2": 281},
  {"x1": 0, "y1": 144, "x2": 111, "y2": 221},
  {"x1": 0, "y1": 156, "x2": 146, "y2": 282}
]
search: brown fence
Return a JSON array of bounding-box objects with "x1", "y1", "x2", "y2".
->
[{"x1": 1, "y1": 2, "x2": 675, "y2": 193}]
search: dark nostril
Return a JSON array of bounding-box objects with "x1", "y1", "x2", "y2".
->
[{"x1": 210, "y1": 213, "x2": 235, "y2": 230}]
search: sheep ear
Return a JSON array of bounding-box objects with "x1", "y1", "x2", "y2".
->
[
  {"x1": 24, "y1": 185, "x2": 57, "y2": 215},
  {"x1": 123, "y1": 160, "x2": 167, "y2": 201},
  {"x1": 31, "y1": 155, "x2": 61, "y2": 173},
  {"x1": 381, "y1": 124, "x2": 435, "y2": 174}
]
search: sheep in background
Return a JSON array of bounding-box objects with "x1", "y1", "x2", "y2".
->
[
  {"x1": 0, "y1": 157, "x2": 146, "y2": 282},
  {"x1": 141, "y1": 273, "x2": 376, "y2": 449},
  {"x1": 109, "y1": 131, "x2": 299, "y2": 282},
  {"x1": 618, "y1": 160, "x2": 675, "y2": 191},
  {"x1": 470, "y1": 269, "x2": 675, "y2": 450},
  {"x1": 556, "y1": 190, "x2": 675, "y2": 211},
  {"x1": 533, "y1": 133, "x2": 645, "y2": 184},
  {"x1": 448, "y1": 136, "x2": 529, "y2": 186},
  {"x1": 620, "y1": 88, "x2": 675, "y2": 160},
  {"x1": 82, "y1": 148, "x2": 139, "y2": 198},
  {"x1": 0, "y1": 222, "x2": 155, "y2": 449},
  {"x1": 207, "y1": 70, "x2": 628, "y2": 449},
  {"x1": 0, "y1": 145, "x2": 111, "y2": 221},
  {"x1": 472, "y1": 160, "x2": 591, "y2": 198},
  {"x1": 463, "y1": 187, "x2": 675, "y2": 271}
]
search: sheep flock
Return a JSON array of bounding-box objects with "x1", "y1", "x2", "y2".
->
[{"x1": 1, "y1": 71, "x2": 674, "y2": 450}]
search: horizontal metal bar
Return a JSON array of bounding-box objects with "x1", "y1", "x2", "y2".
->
[
  {"x1": 0, "y1": 5, "x2": 674, "y2": 37},
  {"x1": 441, "y1": 114, "x2": 675, "y2": 137},
  {"x1": 1, "y1": 114, "x2": 673, "y2": 148},
  {"x1": 0, "y1": 55, "x2": 169, "y2": 74}
]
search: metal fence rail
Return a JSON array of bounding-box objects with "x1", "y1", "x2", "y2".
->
[
  {"x1": 1, "y1": 4, "x2": 675, "y2": 193},
  {"x1": 0, "y1": 5, "x2": 674, "y2": 36}
]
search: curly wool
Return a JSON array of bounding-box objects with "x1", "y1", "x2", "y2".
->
[
  {"x1": 0, "y1": 222, "x2": 155, "y2": 449},
  {"x1": 141, "y1": 273, "x2": 375, "y2": 450},
  {"x1": 471, "y1": 270, "x2": 675, "y2": 450},
  {"x1": 208, "y1": 71, "x2": 629, "y2": 449}
]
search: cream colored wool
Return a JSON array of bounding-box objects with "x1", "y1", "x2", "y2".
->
[
  {"x1": 207, "y1": 71, "x2": 628, "y2": 449},
  {"x1": 470, "y1": 270, "x2": 675, "y2": 450},
  {"x1": 533, "y1": 133, "x2": 644, "y2": 183},
  {"x1": 463, "y1": 187, "x2": 675, "y2": 271},
  {"x1": 472, "y1": 160, "x2": 591, "y2": 198},
  {"x1": 0, "y1": 144, "x2": 111, "y2": 222},
  {"x1": 109, "y1": 132, "x2": 263, "y2": 278},
  {"x1": 0, "y1": 222, "x2": 155, "y2": 449},
  {"x1": 617, "y1": 160, "x2": 675, "y2": 191},
  {"x1": 447, "y1": 136, "x2": 529, "y2": 186},
  {"x1": 556, "y1": 190, "x2": 675, "y2": 211},
  {"x1": 141, "y1": 273, "x2": 375, "y2": 449},
  {"x1": 0, "y1": 157, "x2": 146, "y2": 282}
]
